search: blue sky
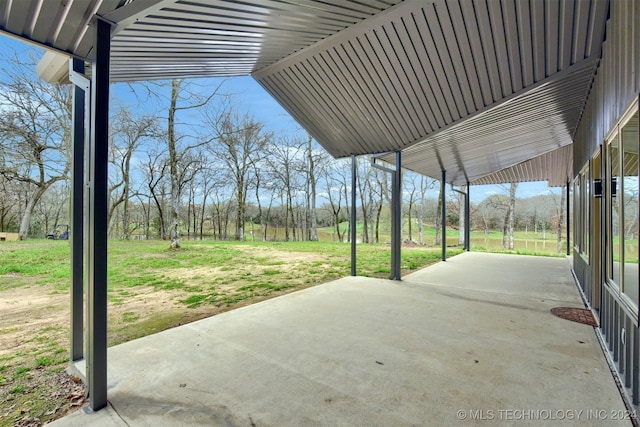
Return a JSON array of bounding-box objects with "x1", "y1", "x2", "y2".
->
[
  {"x1": 473, "y1": 182, "x2": 560, "y2": 203},
  {"x1": 1, "y1": 33, "x2": 559, "y2": 203},
  {"x1": 110, "y1": 75, "x2": 303, "y2": 137}
]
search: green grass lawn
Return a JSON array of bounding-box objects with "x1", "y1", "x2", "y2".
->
[
  {"x1": 0, "y1": 228, "x2": 575, "y2": 426},
  {"x1": 0, "y1": 238, "x2": 462, "y2": 426}
]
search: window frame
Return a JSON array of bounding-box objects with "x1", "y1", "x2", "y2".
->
[{"x1": 604, "y1": 96, "x2": 639, "y2": 316}]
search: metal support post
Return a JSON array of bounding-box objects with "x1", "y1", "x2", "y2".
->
[
  {"x1": 441, "y1": 170, "x2": 446, "y2": 261},
  {"x1": 87, "y1": 18, "x2": 111, "y2": 411},
  {"x1": 70, "y1": 58, "x2": 85, "y2": 362},
  {"x1": 566, "y1": 180, "x2": 570, "y2": 256},
  {"x1": 351, "y1": 155, "x2": 357, "y2": 276},
  {"x1": 451, "y1": 186, "x2": 470, "y2": 251},
  {"x1": 390, "y1": 151, "x2": 402, "y2": 280},
  {"x1": 69, "y1": 53, "x2": 91, "y2": 362},
  {"x1": 70, "y1": 54, "x2": 92, "y2": 368},
  {"x1": 465, "y1": 181, "x2": 471, "y2": 251},
  {"x1": 371, "y1": 156, "x2": 401, "y2": 280}
]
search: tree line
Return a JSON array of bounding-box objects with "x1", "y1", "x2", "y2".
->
[{"x1": 0, "y1": 45, "x2": 570, "y2": 250}]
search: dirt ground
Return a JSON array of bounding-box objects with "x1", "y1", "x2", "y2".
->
[
  {"x1": 1, "y1": 286, "x2": 319, "y2": 426},
  {"x1": 0, "y1": 248, "x2": 331, "y2": 426},
  {"x1": 1, "y1": 241, "x2": 449, "y2": 426}
]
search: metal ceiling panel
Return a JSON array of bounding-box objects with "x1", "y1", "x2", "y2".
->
[
  {"x1": 0, "y1": 1, "x2": 399, "y2": 77},
  {"x1": 106, "y1": 0, "x2": 399, "y2": 81},
  {"x1": 0, "y1": 0, "x2": 127, "y2": 56},
  {"x1": 254, "y1": 0, "x2": 609, "y2": 183},
  {"x1": 471, "y1": 145, "x2": 573, "y2": 188},
  {"x1": 0, "y1": 0, "x2": 610, "y2": 188},
  {"x1": 379, "y1": 60, "x2": 598, "y2": 186}
]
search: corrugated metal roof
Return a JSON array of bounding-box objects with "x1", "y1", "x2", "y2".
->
[
  {"x1": 379, "y1": 58, "x2": 598, "y2": 186},
  {"x1": 0, "y1": 0, "x2": 399, "y2": 79},
  {"x1": 106, "y1": 0, "x2": 400, "y2": 81},
  {"x1": 472, "y1": 145, "x2": 573, "y2": 188},
  {"x1": 253, "y1": 0, "x2": 608, "y2": 184},
  {"x1": 0, "y1": 0, "x2": 610, "y2": 186},
  {"x1": 0, "y1": 0, "x2": 127, "y2": 56}
]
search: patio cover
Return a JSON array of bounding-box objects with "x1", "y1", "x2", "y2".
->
[{"x1": 0, "y1": 0, "x2": 609, "y2": 185}]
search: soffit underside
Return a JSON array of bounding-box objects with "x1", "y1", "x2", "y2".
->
[
  {"x1": 0, "y1": 0, "x2": 609, "y2": 187},
  {"x1": 254, "y1": 0, "x2": 607, "y2": 185},
  {"x1": 378, "y1": 60, "x2": 597, "y2": 186},
  {"x1": 471, "y1": 145, "x2": 574, "y2": 188},
  {"x1": 107, "y1": 0, "x2": 401, "y2": 81}
]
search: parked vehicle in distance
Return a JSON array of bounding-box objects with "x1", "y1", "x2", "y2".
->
[{"x1": 46, "y1": 224, "x2": 69, "y2": 240}]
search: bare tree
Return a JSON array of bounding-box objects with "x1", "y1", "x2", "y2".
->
[
  {"x1": 477, "y1": 201, "x2": 491, "y2": 235},
  {"x1": 35, "y1": 181, "x2": 69, "y2": 236},
  {"x1": 142, "y1": 148, "x2": 170, "y2": 239},
  {"x1": 266, "y1": 136, "x2": 305, "y2": 241},
  {"x1": 339, "y1": 164, "x2": 352, "y2": 243},
  {"x1": 251, "y1": 158, "x2": 276, "y2": 242},
  {"x1": 369, "y1": 164, "x2": 392, "y2": 244},
  {"x1": 416, "y1": 176, "x2": 436, "y2": 245},
  {"x1": 495, "y1": 183, "x2": 518, "y2": 250},
  {"x1": 484, "y1": 184, "x2": 518, "y2": 249},
  {"x1": 0, "y1": 50, "x2": 72, "y2": 239},
  {"x1": 623, "y1": 182, "x2": 639, "y2": 241},
  {"x1": 131, "y1": 190, "x2": 153, "y2": 239},
  {"x1": 356, "y1": 157, "x2": 372, "y2": 243},
  {"x1": 207, "y1": 105, "x2": 271, "y2": 241},
  {"x1": 480, "y1": 194, "x2": 505, "y2": 233},
  {"x1": 305, "y1": 134, "x2": 320, "y2": 241},
  {"x1": 166, "y1": 78, "x2": 221, "y2": 248},
  {"x1": 196, "y1": 161, "x2": 225, "y2": 240},
  {"x1": 404, "y1": 172, "x2": 418, "y2": 242},
  {"x1": 321, "y1": 160, "x2": 347, "y2": 242},
  {"x1": 211, "y1": 185, "x2": 234, "y2": 240},
  {"x1": 108, "y1": 106, "x2": 158, "y2": 238},
  {"x1": 0, "y1": 175, "x2": 19, "y2": 231}
]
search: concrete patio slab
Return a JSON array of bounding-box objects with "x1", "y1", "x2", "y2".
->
[{"x1": 50, "y1": 252, "x2": 632, "y2": 426}]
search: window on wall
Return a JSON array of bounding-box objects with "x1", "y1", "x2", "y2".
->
[
  {"x1": 621, "y1": 108, "x2": 638, "y2": 307},
  {"x1": 607, "y1": 133, "x2": 621, "y2": 287},
  {"x1": 605, "y1": 98, "x2": 639, "y2": 312}
]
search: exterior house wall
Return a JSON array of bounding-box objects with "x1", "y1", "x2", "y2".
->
[
  {"x1": 574, "y1": 0, "x2": 638, "y2": 170},
  {"x1": 572, "y1": 0, "x2": 639, "y2": 406}
]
